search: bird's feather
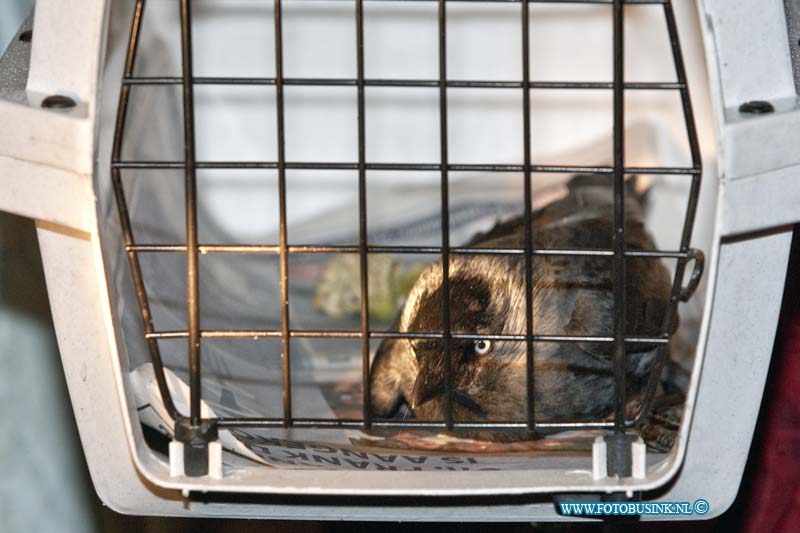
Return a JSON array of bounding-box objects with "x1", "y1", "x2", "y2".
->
[{"x1": 368, "y1": 174, "x2": 675, "y2": 426}]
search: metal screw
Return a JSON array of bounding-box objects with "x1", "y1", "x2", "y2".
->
[
  {"x1": 739, "y1": 100, "x2": 774, "y2": 115},
  {"x1": 41, "y1": 95, "x2": 76, "y2": 109},
  {"x1": 19, "y1": 30, "x2": 32, "y2": 43}
]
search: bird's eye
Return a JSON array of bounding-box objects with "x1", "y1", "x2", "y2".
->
[{"x1": 474, "y1": 339, "x2": 492, "y2": 355}]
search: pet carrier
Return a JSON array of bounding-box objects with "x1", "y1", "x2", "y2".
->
[{"x1": 0, "y1": 0, "x2": 798, "y2": 521}]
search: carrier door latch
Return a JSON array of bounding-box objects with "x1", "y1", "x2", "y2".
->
[{"x1": 679, "y1": 248, "x2": 705, "y2": 302}]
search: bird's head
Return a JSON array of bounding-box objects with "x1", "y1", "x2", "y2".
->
[{"x1": 398, "y1": 256, "x2": 529, "y2": 422}]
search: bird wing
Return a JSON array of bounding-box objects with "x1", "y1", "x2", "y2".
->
[
  {"x1": 539, "y1": 193, "x2": 674, "y2": 360},
  {"x1": 471, "y1": 174, "x2": 673, "y2": 360}
]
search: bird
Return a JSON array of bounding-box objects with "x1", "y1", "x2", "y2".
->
[{"x1": 368, "y1": 174, "x2": 675, "y2": 435}]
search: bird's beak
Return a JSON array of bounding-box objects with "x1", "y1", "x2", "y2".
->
[{"x1": 410, "y1": 370, "x2": 441, "y2": 409}]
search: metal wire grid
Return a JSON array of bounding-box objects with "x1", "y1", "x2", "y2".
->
[{"x1": 110, "y1": 0, "x2": 703, "y2": 444}]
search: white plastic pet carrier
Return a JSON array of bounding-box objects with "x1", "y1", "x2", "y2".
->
[{"x1": 0, "y1": 0, "x2": 798, "y2": 522}]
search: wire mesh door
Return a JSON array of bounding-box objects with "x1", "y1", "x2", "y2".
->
[{"x1": 111, "y1": 0, "x2": 703, "y2": 477}]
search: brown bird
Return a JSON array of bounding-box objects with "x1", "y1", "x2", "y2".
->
[{"x1": 368, "y1": 174, "x2": 675, "y2": 431}]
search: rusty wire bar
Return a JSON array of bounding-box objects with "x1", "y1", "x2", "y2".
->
[
  {"x1": 145, "y1": 329, "x2": 670, "y2": 344},
  {"x1": 123, "y1": 76, "x2": 684, "y2": 90},
  {"x1": 438, "y1": 0, "x2": 455, "y2": 430},
  {"x1": 217, "y1": 418, "x2": 634, "y2": 431},
  {"x1": 610, "y1": 0, "x2": 626, "y2": 436},
  {"x1": 521, "y1": 0, "x2": 535, "y2": 431},
  {"x1": 110, "y1": 0, "x2": 179, "y2": 420},
  {"x1": 215, "y1": 418, "x2": 635, "y2": 430},
  {"x1": 178, "y1": 0, "x2": 202, "y2": 427},
  {"x1": 355, "y1": 0, "x2": 372, "y2": 428},
  {"x1": 273, "y1": 0, "x2": 293, "y2": 427},
  {"x1": 125, "y1": 243, "x2": 694, "y2": 258},
  {"x1": 112, "y1": 160, "x2": 700, "y2": 175}
]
